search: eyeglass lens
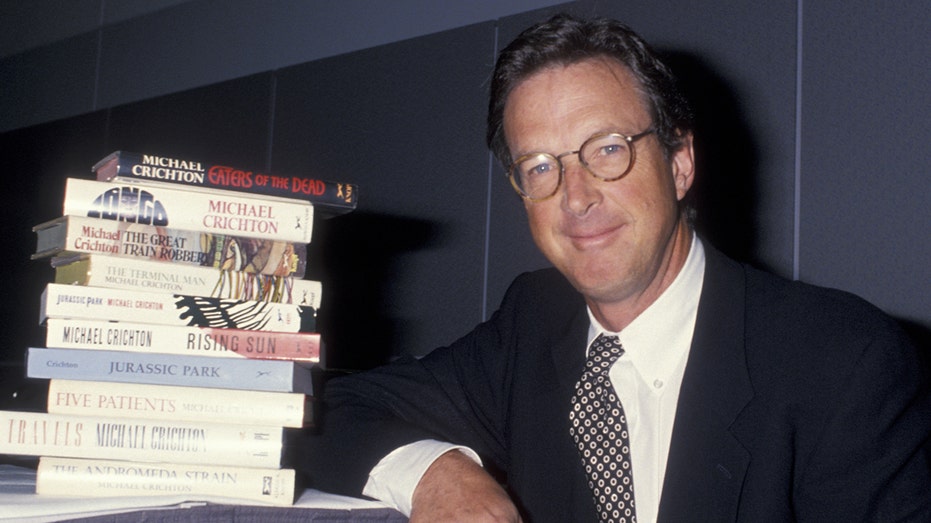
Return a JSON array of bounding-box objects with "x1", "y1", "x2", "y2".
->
[{"x1": 511, "y1": 133, "x2": 633, "y2": 200}]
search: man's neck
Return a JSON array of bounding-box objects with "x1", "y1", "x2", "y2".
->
[{"x1": 588, "y1": 220, "x2": 694, "y2": 332}]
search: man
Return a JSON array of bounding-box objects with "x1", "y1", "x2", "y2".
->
[{"x1": 295, "y1": 14, "x2": 931, "y2": 522}]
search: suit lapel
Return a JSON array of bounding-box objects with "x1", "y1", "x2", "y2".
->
[
  {"x1": 533, "y1": 248, "x2": 756, "y2": 520},
  {"x1": 548, "y1": 298, "x2": 591, "y2": 391},
  {"x1": 658, "y1": 246, "x2": 754, "y2": 521},
  {"x1": 542, "y1": 293, "x2": 603, "y2": 520}
]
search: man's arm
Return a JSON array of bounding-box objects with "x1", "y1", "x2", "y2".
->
[
  {"x1": 363, "y1": 440, "x2": 481, "y2": 514},
  {"x1": 410, "y1": 449, "x2": 521, "y2": 523},
  {"x1": 291, "y1": 275, "x2": 529, "y2": 497},
  {"x1": 288, "y1": 269, "x2": 584, "y2": 515},
  {"x1": 291, "y1": 354, "x2": 510, "y2": 498}
]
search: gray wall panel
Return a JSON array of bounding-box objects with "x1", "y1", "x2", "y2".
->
[
  {"x1": 272, "y1": 24, "x2": 495, "y2": 364},
  {"x1": 0, "y1": 112, "x2": 110, "y2": 405},
  {"x1": 0, "y1": 0, "x2": 190, "y2": 58},
  {"x1": 0, "y1": 33, "x2": 99, "y2": 134},
  {"x1": 0, "y1": 0, "x2": 104, "y2": 58},
  {"x1": 1, "y1": 0, "x2": 568, "y2": 132},
  {"x1": 592, "y1": 0, "x2": 799, "y2": 278},
  {"x1": 800, "y1": 1, "x2": 930, "y2": 326},
  {"x1": 103, "y1": 73, "x2": 274, "y2": 168}
]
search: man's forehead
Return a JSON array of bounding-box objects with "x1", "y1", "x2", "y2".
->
[{"x1": 502, "y1": 58, "x2": 651, "y2": 150}]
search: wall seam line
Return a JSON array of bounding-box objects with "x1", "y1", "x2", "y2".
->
[
  {"x1": 481, "y1": 22, "x2": 500, "y2": 322},
  {"x1": 266, "y1": 73, "x2": 278, "y2": 172},
  {"x1": 793, "y1": 0, "x2": 804, "y2": 281},
  {"x1": 92, "y1": 0, "x2": 106, "y2": 111}
]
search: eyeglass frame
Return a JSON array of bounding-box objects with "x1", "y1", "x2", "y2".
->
[{"x1": 506, "y1": 128, "x2": 656, "y2": 202}]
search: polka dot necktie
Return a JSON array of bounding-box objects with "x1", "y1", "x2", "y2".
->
[{"x1": 569, "y1": 334, "x2": 637, "y2": 522}]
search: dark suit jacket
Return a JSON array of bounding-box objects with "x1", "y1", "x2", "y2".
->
[{"x1": 296, "y1": 245, "x2": 931, "y2": 522}]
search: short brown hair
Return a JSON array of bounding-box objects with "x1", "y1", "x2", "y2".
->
[{"x1": 487, "y1": 13, "x2": 694, "y2": 167}]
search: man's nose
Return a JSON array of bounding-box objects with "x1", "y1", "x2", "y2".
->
[{"x1": 561, "y1": 156, "x2": 601, "y2": 216}]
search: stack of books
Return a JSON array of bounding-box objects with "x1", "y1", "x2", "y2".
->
[{"x1": 1, "y1": 151, "x2": 357, "y2": 506}]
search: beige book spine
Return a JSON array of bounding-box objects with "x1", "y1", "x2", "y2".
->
[
  {"x1": 0, "y1": 410, "x2": 282, "y2": 468},
  {"x1": 47, "y1": 380, "x2": 308, "y2": 428},
  {"x1": 37, "y1": 456, "x2": 295, "y2": 506}
]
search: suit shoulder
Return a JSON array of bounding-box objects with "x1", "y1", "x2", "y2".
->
[
  {"x1": 745, "y1": 265, "x2": 897, "y2": 329},
  {"x1": 505, "y1": 268, "x2": 582, "y2": 306},
  {"x1": 741, "y1": 264, "x2": 911, "y2": 357},
  {"x1": 494, "y1": 268, "x2": 586, "y2": 332}
]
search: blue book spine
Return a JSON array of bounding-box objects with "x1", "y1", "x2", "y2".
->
[{"x1": 26, "y1": 347, "x2": 313, "y2": 394}]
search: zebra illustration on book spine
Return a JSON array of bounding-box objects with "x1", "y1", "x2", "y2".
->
[{"x1": 174, "y1": 295, "x2": 316, "y2": 332}]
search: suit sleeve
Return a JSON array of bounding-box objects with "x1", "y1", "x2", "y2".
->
[
  {"x1": 288, "y1": 271, "x2": 553, "y2": 497},
  {"x1": 793, "y1": 313, "x2": 931, "y2": 521}
]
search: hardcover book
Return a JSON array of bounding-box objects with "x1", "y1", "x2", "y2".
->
[
  {"x1": 62, "y1": 177, "x2": 314, "y2": 244},
  {"x1": 0, "y1": 410, "x2": 282, "y2": 468},
  {"x1": 40, "y1": 283, "x2": 317, "y2": 333},
  {"x1": 47, "y1": 380, "x2": 309, "y2": 428},
  {"x1": 54, "y1": 254, "x2": 322, "y2": 307},
  {"x1": 37, "y1": 456, "x2": 296, "y2": 506},
  {"x1": 33, "y1": 215, "x2": 307, "y2": 277},
  {"x1": 27, "y1": 347, "x2": 315, "y2": 394},
  {"x1": 93, "y1": 151, "x2": 358, "y2": 217},
  {"x1": 45, "y1": 318, "x2": 322, "y2": 363}
]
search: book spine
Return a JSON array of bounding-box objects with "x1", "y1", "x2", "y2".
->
[
  {"x1": 40, "y1": 283, "x2": 317, "y2": 333},
  {"x1": 27, "y1": 347, "x2": 314, "y2": 394},
  {"x1": 62, "y1": 177, "x2": 313, "y2": 243},
  {"x1": 37, "y1": 456, "x2": 295, "y2": 505},
  {"x1": 47, "y1": 380, "x2": 309, "y2": 428},
  {"x1": 45, "y1": 318, "x2": 321, "y2": 363},
  {"x1": 33, "y1": 215, "x2": 307, "y2": 278},
  {"x1": 54, "y1": 255, "x2": 322, "y2": 307},
  {"x1": 93, "y1": 151, "x2": 357, "y2": 216},
  {"x1": 0, "y1": 410, "x2": 282, "y2": 468}
]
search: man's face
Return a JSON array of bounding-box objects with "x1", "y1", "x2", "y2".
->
[{"x1": 503, "y1": 57, "x2": 694, "y2": 312}]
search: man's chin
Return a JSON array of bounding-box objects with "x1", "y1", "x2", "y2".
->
[{"x1": 565, "y1": 275, "x2": 630, "y2": 304}]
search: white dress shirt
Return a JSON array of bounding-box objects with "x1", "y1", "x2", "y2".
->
[
  {"x1": 365, "y1": 236, "x2": 705, "y2": 522},
  {"x1": 587, "y1": 235, "x2": 704, "y2": 522}
]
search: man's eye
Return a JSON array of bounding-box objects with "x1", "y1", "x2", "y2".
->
[
  {"x1": 527, "y1": 162, "x2": 555, "y2": 176},
  {"x1": 600, "y1": 144, "x2": 622, "y2": 155}
]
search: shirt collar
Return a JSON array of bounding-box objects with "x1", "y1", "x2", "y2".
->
[{"x1": 587, "y1": 233, "x2": 705, "y2": 382}]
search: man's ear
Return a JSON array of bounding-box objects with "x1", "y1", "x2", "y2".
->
[{"x1": 671, "y1": 131, "x2": 695, "y2": 201}]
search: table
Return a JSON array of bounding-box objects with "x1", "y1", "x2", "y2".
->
[{"x1": 0, "y1": 463, "x2": 407, "y2": 522}]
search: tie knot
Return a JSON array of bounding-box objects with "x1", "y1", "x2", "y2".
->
[{"x1": 585, "y1": 334, "x2": 624, "y2": 375}]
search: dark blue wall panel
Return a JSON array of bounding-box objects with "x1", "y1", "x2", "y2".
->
[
  {"x1": 799, "y1": 2, "x2": 931, "y2": 330},
  {"x1": 272, "y1": 23, "x2": 495, "y2": 366},
  {"x1": 0, "y1": 112, "x2": 110, "y2": 408}
]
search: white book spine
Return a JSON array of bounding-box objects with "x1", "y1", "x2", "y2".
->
[
  {"x1": 40, "y1": 283, "x2": 317, "y2": 333},
  {"x1": 32, "y1": 214, "x2": 308, "y2": 277},
  {"x1": 45, "y1": 318, "x2": 321, "y2": 363},
  {"x1": 55, "y1": 254, "x2": 322, "y2": 306},
  {"x1": 37, "y1": 456, "x2": 295, "y2": 506},
  {"x1": 62, "y1": 177, "x2": 313, "y2": 243},
  {"x1": 47, "y1": 379, "x2": 307, "y2": 428}
]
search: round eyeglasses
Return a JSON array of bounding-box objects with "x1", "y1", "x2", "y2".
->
[{"x1": 507, "y1": 129, "x2": 655, "y2": 201}]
